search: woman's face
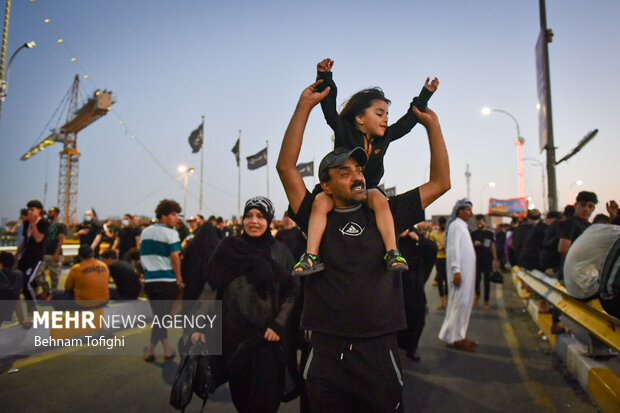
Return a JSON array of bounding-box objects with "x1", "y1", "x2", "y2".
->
[{"x1": 243, "y1": 208, "x2": 268, "y2": 238}]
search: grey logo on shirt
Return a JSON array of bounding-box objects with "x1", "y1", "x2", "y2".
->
[{"x1": 339, "y1": 222, "x2": 365, "y2": 237}]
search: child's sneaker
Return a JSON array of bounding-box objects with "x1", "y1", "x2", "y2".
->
[
  {"x1": 292, "y1": 252, "x2": 325, "y2": 276},
  {"x1": 385, "y1": 249, "x2": 409, "y2": 272}
]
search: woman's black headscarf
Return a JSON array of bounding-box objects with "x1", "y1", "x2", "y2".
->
[{"x1": 205, "y1": 197, "x2": 289, "y2": 291}]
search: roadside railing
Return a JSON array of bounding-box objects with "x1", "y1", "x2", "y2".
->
[{"x1": 512, "y1": 266, "x2": 620, "y2": 355}]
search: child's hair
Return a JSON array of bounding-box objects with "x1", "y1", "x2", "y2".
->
[
  {"x1": 340, "y1": 87, "x2": 390, "y2": 125},
  {"x1": 0, "y1": 251, "x2": 15, "y2": 269}
]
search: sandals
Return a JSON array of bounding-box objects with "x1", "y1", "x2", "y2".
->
[
  {"x1": 385, "y1": 249, "x2": 409, "y2": 272},
  {"x1": 293, "y1": 250, "x2": 408, "y2": 275},
  {"x1": 292, "y1": 253, "x2": 325, "y2": 276}
]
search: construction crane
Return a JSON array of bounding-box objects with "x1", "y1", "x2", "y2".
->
[{"x1": 20, "y1": 75, "x2": 113, "y2": 225}]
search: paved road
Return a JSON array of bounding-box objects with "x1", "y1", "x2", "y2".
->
[{"x1": 0, "y1": 276, "x2": 597, "y2": 412}]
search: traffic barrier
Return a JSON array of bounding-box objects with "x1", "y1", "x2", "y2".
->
[{"x1": 513, "y1": 267, "x2": 620, "y2": 413}]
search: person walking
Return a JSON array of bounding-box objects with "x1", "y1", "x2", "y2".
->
[
  {"x1": 140, "y1": 199, "x2": 184, "y2": 361},
  {"x1": 192, "y1": 196, "x2": 299, "y2": 412},
  {"x1": 41, "y1": 206, "x2": 66, "y2": 294},
  {"x1": 471, "y1": 214, "x2": 498, "y2": 309},
  {"x1": 397, "y1": 227, "x2": 437, "y2": 361},
  {"x1": 16, "y1": 200, "x2": 49, "y2": 310},
  {"x1": 429, "y1": 216, "x2": 448, "y2": 309},
  {"x1": 438, "y1": 199, "x2": 477, "y2": 352}
]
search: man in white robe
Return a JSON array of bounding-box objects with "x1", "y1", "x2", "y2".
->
[{"x1": 438, "y1": 199, "x2": 477, "y2": 352}]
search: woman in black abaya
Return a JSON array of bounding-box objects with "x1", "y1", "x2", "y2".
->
[{"x1": 191, "y1": 196, "x2": 299, "y2": 412}]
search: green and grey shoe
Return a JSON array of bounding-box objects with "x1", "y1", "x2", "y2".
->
[
  {"x1": 385, "y1": 249, "x2": 409, "y2": 272},
  {"x1": 292, "y1": 252, "x2": 325, "y2": 276}
]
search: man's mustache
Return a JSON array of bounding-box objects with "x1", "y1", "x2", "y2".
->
[{"x1": 350, "y1": 180, "x2": 366, "y2": 191}]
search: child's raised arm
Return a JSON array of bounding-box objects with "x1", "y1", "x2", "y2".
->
[
  {"x1": 425, "y1": 77, "x2": 439, "y2": 93},
  {"x1": 317, "y1": 58, "x2": 334, "y2": 72},
  {"x1": 315, "y1": 58, "x2": 344, "y2": 140},
  {"x1": 386, "y1": 76, "x2": 439, "y2": 142}
]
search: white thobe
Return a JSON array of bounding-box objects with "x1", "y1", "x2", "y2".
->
[{"x1": 438, "y1": 217, "x2": 476, "y2": 344}]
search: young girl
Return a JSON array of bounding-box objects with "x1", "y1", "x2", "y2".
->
[{"x1": 293, "y1": 58, "x2": 439, "y2": 275}]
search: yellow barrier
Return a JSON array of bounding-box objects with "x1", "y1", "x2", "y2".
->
[
  {"x1": 514, "y1": 267, "x2": 620, "y2": 353},
  {"x1": 514, "y1": 267, "x2": 620, "y2": 413}
]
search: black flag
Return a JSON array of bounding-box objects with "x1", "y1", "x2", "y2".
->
[
  {"x1": 188, "y1": 123, "x2": 203, "y2": 153},
  {"x1": 247, "y1": 147, "x2": 267, "y2": 170},
  {"x1": 384, "y1": 186, "x2": 396, "y2": 198},
  {"x1": 296, "y1": 161, "x2": 314, "y2": 177},
  {"x1": 231, "y1": 138, "x2": 240, "y2": 166}
]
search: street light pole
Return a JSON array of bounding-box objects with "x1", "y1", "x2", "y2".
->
[
  {"x1": 479, "y1": 181, "x2": 496, "y2": 214},
  {"x1": 481, "y1": 107, "x2": 526, "y2": 207},
  {"x1": 0, "y1": 0, "x2": 12, "y2": 87},
  {"x1": 0, "y1": 40, "x2": 36, "y2": 130},
  {"x1": 178, "y1": 165, "x2": 195, "y2": 217},
  {"x1": 523, "y1": 157, "x2": 547, "y2": 213},
  {"x1": 539, "y1": 0, "x2": 558, "y2": 212}
]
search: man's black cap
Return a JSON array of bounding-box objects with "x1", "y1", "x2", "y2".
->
[{"x1": 318, "y1": 147, "x2": 368, "y2": 182}]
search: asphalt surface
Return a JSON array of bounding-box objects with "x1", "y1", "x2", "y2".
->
[{"x1": 0, "y1": 274, "x2": 598, "y2": 413}]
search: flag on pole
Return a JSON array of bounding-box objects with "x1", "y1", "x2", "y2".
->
[
  {"x1": 384, "y1": 186, "x2": 396, "y2": 198},
  {"x1": 246, "y1": 147, "x2": 267, "y2": 170},
  {"x1": 187, "y1": 123, "x2": 204, "y2": 153},
  {"x1": 378, "y1": 184, "x2": 396, "y2": 198},
  {"x1": 296, "y1": 161, "x2": 314, "y2": 177},
  {"x1": 231, "y1": 138, "x2": 240, "y2": 166}
]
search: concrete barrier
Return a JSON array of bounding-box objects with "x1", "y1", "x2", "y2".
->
[{"x1": 512, "y1": 267, "x2": 620, "y2": 413}]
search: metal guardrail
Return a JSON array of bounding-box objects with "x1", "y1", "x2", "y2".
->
[{"x1": 514, "y1": 266, "x2": 620, "y2": 354}]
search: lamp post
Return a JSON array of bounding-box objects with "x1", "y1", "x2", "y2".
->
[
  {"x1": 523, "y1": 157, "x2": 547, "y2": 213},
  {"x1": 178, "y1": 165, "x2": 195, "y2": 217},
  {"x1": 0, "y1": 40, "x2": 36, "y2": 129},
  {"x1": 479, "y1": 181, "x2": 496, "y2": 214},
  {"x1": 481, "y1": 107, "x2": 525, "y2": 207},
  {"x1": 568, "y1": 179, "x2": 583, "y2": 205}
]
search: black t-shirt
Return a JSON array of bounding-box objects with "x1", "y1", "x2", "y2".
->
[
  {"x1": 288, "y1": 187, "x2": 424, "y2": 337},
  {"x1": 471, "y1": 228, "x2": 495, "y2": 270},
  {"x1": 101, "y1": 225, "x2": 117, "y2": 246},
  {"x1": 511, "y1": 223, "x2": 534, "y2": 262},
  {"x1": 109, "y1": 261, "x2": 141, "y2": 299},
  {"x1": 520, "y1": 221, "x2": 547, "y2": 271},
  {"x1": 117, "y1": 226, "x2": 140, "y2": 259},
  {"x1": 275, "y1": 227, "x2": 306, "y2": 259},
  {"x1": 559, "y1": 216, "x2": 590, "y2": 242},
  {"x1": 44, "y1": 221, "x2": 67, "y2": 255},
  {"x1": 177, "y1": 225, "x2": 190, "y2": 242},
  {"x1": 78, "y1": 221, "x2": 102, "y2": 255},
  {"x1": 21, "y1": 219, "x2": 50, "y2": 263}
]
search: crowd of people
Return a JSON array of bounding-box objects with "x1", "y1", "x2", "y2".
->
[{"x1": 2, "y1": 65, "x2": 619, "y2": 413}]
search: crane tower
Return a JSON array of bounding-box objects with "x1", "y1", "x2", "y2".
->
[{"x1": 20, "y1": 75, "x2": 113, "y2": 225}]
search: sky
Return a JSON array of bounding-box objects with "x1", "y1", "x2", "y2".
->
[{"x1": 1, "y1": 0, "x2": 618, "y2": 224}]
